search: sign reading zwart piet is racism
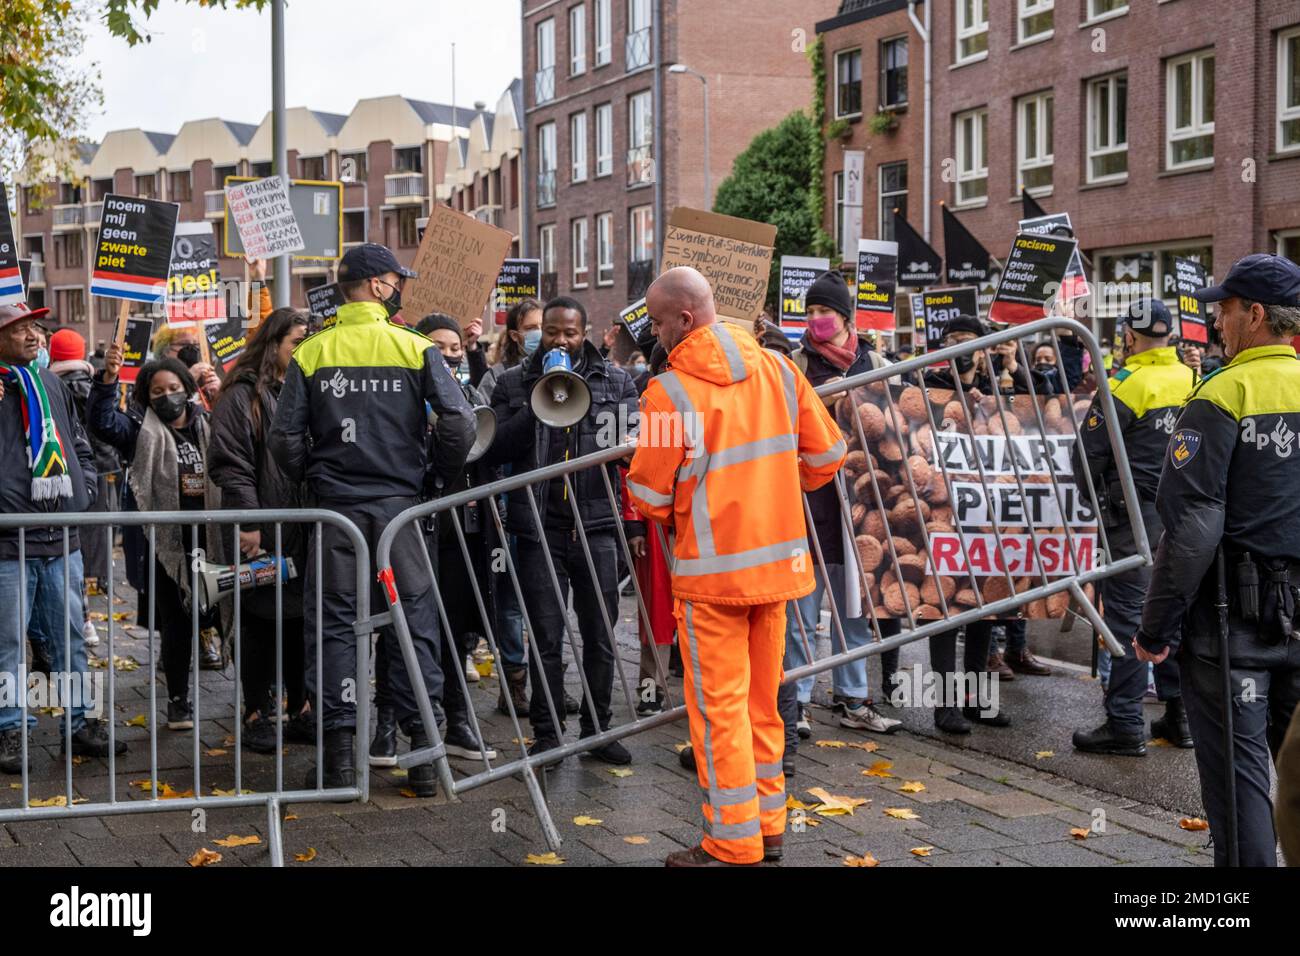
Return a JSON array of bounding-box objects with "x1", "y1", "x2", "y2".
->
[
  {"x1": 660, "y1": 207, "x2": 776, "y2": 327},
  {"x1": 0, "y1": 185, "x2": 23, "y2": 306},
  {"x1": 404, "y1": 204, "x2": 513, "y2": 328},
  {"x1": 224, "y1": 175, "x2": 306, "y2": 260},
  {"x1": 90, "y1": 194, "x2": 180, "y2": 306},
  {"x1": 494, "y1": 258, "x2": 542, "y2": 325},
  {"x1": 779, "y1": 255, "x2": 830, "y2": 342},
  {"x1": 1173, "y1": 257, "x2": 1209, "y2": 345},
  {"x1": 854, "y1": 239, "x2": 898, "y2": 332},
  {"x1": 988, "y1": 233, "x2": 1078, "y2": 325}
]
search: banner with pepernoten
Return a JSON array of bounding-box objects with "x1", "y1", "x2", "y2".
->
[
  {"x1": 779, "y1": 255, "x2": 830, "y2": 343},
  {"x1": 1173, "y1": 257, "x2": 1209, "y2": 345},
  {"x1": 0, "y1": 185, "x2": 23, "y2": 306},
  {"x1": 988, "y1": 233, "x2": 1078, "y2": 326},
  {"x1": 854, "y1": 239, "x2": 898, "y2": 333},
  {"x1": 90, "y1": 194, "x2": 180, "y2": 306},
  {"x1": 404, "y1": 204, "x2": 513, "y2": 328},
  {"x1": 493, "y1": 258, "x2": 542, "y2": 325},
  {"x1": 224, "y1": 175, "x2": 306, "y2": 261},
  {"x1": 659, "y1": 207, "x2": 776, "y2": 328}
]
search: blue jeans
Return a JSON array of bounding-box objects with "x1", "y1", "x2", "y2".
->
[
  {"x1": 0, "y1": 551, "x2": 90, "y2": 732},
  {"x1": 493, "y1": 533, "x2": 526, "y2": 668},
  {"x1": 783, "y1": 563, "x2": 870, "y2": 704}
]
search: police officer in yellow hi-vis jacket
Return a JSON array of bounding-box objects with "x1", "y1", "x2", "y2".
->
[
  {"x1": 1073, "y1": 299, "x2": 1195, "y2": 756},
  {"x1": 1135, "y1": 254, "x2": 1300, "y2": 866}
]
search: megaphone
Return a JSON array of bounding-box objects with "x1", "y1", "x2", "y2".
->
[
  {"x1": 197, "y1": 553, "x2": 297, "y2": 614},
  {"x1": 467, "y1": 403, "x2": 496, "y2": 463},
  {"x1": 530, "y1": 347, "x2": 592, "y2": 428}
]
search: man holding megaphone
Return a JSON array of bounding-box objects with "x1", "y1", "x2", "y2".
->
[{"x1": 485, "y1": 296, "x2": 643, "y2": 765}]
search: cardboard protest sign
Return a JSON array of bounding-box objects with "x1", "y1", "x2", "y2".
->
[
  {"x1": 988, "y1": 233, "x2": 1078, "y2": 325},
  {"x1": 166, "y1": 221, "x2": 223, "y2": 323},
  {"x1": 894, "y1": 212, "x2": 942, "y2": 287},
  {"x1": 854, "y1": 239, "x2": 898, "y2": 332},
  {"x1": 660, "y1": 207, "x2": 776, "y2": 327},
  {"x1": 833, "y1": 382, "x2": 1097, "y2": 620},
  {"x1": 779, "y1": 255, "x2": 830, "y2": 343},
  {"x1": 0, "y1": 186, "x2": 23, "y2": 306},
  {"x1": 90, "y1": 194, "x2": 179, "y2": 306},
  {"x1": 118, "y1": 317, "x2": 154, "y2": 385},
  {"x1": 1173, "y1": 257, "x2": 1209, "y2": 345},
  {"x1": 404, "y1": 204, "x2": 513, "y2": 328},
  {"x1": 921, "y1": 287, "x2": 980, "y2": 352},
  {"x1": 1018, "y1": 212, "x2": 1089, "y2": 301},
  {"x1": 494, "y1": 258, "x2": 542, "y2": 325},
  {"x1": 618, "y1": 298, "x2": 652, "y2": 345},
  {"x1": 224, "y1": 175, "x2": 306, "y2": 260},
  {"x1": 306, "y1": 282, "x2": 346, "y2": 324},
  {"x1": 203, "y1": 312, "x2": 247, "y2": 372}
]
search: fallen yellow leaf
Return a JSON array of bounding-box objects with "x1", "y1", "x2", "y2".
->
[
  {"x1": 88, "y1": 611, "x2": 108, "y2": 622},
  {"x1": 204, "y1": 748, "x2": 227, "y2": 757},
  {"x1": 294, "y1": 847, "x2": 317, "y2": 862},
  {"x1": 623, "y1": 836, "x2": 650, "y2": 845},
  {"x1": 525, "y1": 852, "x2": 565, "y2": 865},
  {"x1": 910, "y1": 846, "x2": 934, "y2": 857},
  {"x1": 1069, "y1": 828, "x2": 1090, "y2": 840},
  {"x1": 210, "y1": 788, "x2": 255, "y2": 797},
  {"x1": 851, "y1": 741, "x2": 881, "y2": 752},
  {"x1": 572, "y1": 815, "x2": 604, "y2": 826},
  {"x1": 844, "y1": 853, "x2": 879, "y2": 867},
  {"x1": 390, "y1": 768, "x2": 408, "y2": 778},
  {"x1": 512, "y1": 737, "x2": 535, "y2": 747},
  {"x1": 608, "y1": 768, "x2": 634, "y2": 778},
  {"x1": 124, "y1": 714, "x2": 147, "y2": 728},
  {"x1": 111, "y1": 611, "x2": 133, "y2": 621},
  {"x1": 862, "y1": 760, "x2": 894, "y2": 778},
  {"x1": 899, "y1": 781, "x2": 926, "y2": 793},
  {"x1": 159, "y1": 784, "x2": 193, "y2": 800},
  {"x1": 222, "y1": 735, "x2": 236, "y2": 747},
  {"x1": 284, "y1": 813, "x2": 298, "y2": 821},
  {"x1": 188, "y1": 848, "x2": 222, "y2": 867},
  {"x1": 71, "y1": 755, "x2": 85, "y2": 766},
  {"x1": 1179, "y1": 817, "x2": 1210, "y2": 831},
  {"x1": 786, "y1": 795, "x2": 813, "y2": 811},
  {"x1": 7, "y1": 783, "x2": 20, "y2": 790},
  {"x1": 213, "y1": 834, "x2": 261, "y2": 848},
  {"x1": 673, "y1": 742, "x2": 690, "y2": 753},
  {"x1": 814, "y1": 739, "x2": 848, "y2": 748},
  {"x1": 399, "y1": 788, "x2": 419, "y2": 798},
  {"x1": 1034, "y1": 751, "x2": 1055, "y2": 760},
  {"x1": 884, "y1": 807, "x2": 920, "y2": 820},
  {"x1": 806, "y1": 787, "x2": 869, "y2": 815},
  {"x1": 803, "y1": 816, "x2": 822, "y2": 827},
  {"x1": 1149, "y1": 737, "x2": 1172, "y2": 748},
  {"x1": 29, "y1": 795, "x2": 87, "y2": 808}
]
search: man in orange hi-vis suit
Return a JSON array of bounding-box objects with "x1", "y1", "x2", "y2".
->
[{"x1": 627, "y1": 267, "x2": 847, "y2": 867}]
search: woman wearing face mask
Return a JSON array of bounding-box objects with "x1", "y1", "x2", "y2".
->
[
  {"x1": 478, "y1": 298, "x2": 542, "y2": 402},
  {"x1": 127, "y1": 359, "x2": 224, "y2": 731},
  {"x1": 207, "y1": 309, "x2": 313, "y2": 754}
]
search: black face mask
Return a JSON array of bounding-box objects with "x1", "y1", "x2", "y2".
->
[
  {"x1": 150, "y1": 392, "x2": 189, "y2": 424},
  {"x1": 377, "y1": 281, "x2": 402, "y2": 319},
  {"x1": 177, "y1": 344, "x2": 201, "y2": 367},
  {"x1": 954, "y1": 355, "x2": 976, "y2": 375}
]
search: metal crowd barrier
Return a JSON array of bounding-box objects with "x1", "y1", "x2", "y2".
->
[
  {"x1": 377, "y1": 316, "x2": 1150, "y2": 853},
  {"x1": 0, "y1": 509, "x2": 370, "y2": 867}
]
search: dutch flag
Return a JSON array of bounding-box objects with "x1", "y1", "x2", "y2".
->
[
  {"x1": 90, "y1": 271, "x2": 168, "y2": 305},
  {"x1": 0, "y1": 265, "x2": 23, "y2": 306}
]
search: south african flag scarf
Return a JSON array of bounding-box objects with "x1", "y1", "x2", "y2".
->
[{"x1": 0, "y1": 361, "x2": 72, "y2": 501}]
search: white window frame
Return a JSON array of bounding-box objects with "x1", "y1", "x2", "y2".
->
[
  {"x1": 535, "y1": 19, "x2": 556, "y2": 104},
  {"x1": 833, "y1": 171, "x2": 845, "y2": 254},
  {"x1": 595, "y1": 103, "x2": 613, "y2": 177},
  {"x1": 955, "y1": 0, "x2": 989, "y2": 65},
  {"x1": 570, "y1": 111, "x2": 588, "y2": 183},
  {"x1": 571, "y1": 218, "x2": 589, "y2": 288},
  {"x1": 835, "y1": 48, "x2": 863, "y2": 119},
  {"x1": 539, "y1": 122, "x2": 557, "y2": 175},
  {"x1": 569, "y1": 5, "x2": 586, "y2": 76},
  {"x1": 1016, "y1": 92, "x2": 1054, "y2": 195},
  {"x1": 1276, "y1": 228, "x2": 1300, "y2": 261},
  {"x1": 596, "y1": 212, "x2": 614, "y2": 286},
  {"x1": 1085, "y1": 0, "x2": 1128, "y2": 25},
  {"x1": 594, "y1": 0, "x2": 612, "y2": 66},
  {"x1": 1278, "y1": 26, "x2": 1300, "y2": 154},
  {"x1": 629, "y1": 91, "x2": 652, "y2": 149},
  {"x1": 878, "y1": 161, "x2": 907, "y2": 242},
  {"x1": 1166, "y1": 49, "x2": 1215, "y2": 170},
  {"x1": 954, "y1": 108, "x2": 988, "y2": 206},
  {"x1": 539, "y1": 224, "x2": 556, "y2": 274},
  {"x1": 630, "y1": 205, "x2": 654, "y2": 263},
  {"x1": 1087, "y1": 72, "x2": 1128, "y2": 183},
  {"x1": 1017, "y1": 0, "x2": 1053, "y2": 45}
]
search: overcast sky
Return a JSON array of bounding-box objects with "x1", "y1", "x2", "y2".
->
[{"x1": 82, "y1": 0, "x2": 523, "y2": 139}]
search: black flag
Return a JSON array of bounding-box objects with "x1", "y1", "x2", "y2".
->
[
  {"x1": 893, "y1": 209, "x2": 942, "y2": 287},
  {"x1": 1021, "y1": 188, "x2": 1048, "y2": 222},
  {"x1": 941, "y1": 203, "x2": 991, "y2": 285}
]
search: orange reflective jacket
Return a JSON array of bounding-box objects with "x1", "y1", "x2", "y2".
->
[{"x1": 626, "y1": 321, "x2": 847, "y2": 606}]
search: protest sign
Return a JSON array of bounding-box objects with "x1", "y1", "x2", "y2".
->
[
  {"x1": 90, "y1": 194, "x2": 179, "y2": 306},
  {"x1": 1018, "y1": 212, "x2": 1089, "y2": 300},
  {"x1": 854, "y1": 239, "x2": 898, "y2": 332},
  {"x1": 894, "y1": 212, "x2": 942, "y2": 287},
  {"x1": 204, "y1": 312, "x2": 247, "y2": 372},
  {"x1": 779, "y1": 255, "x2": 829, "y2": 342},
  {"x1": 223, "y1": 176, "x2": 343, "y2": 260},
  {"x1": 921, "y1": 287, "x2": 980, "y2": 351},
  {"x1": 0, "y1": 186, "x2": 23, "y2": 306},
  {"x1": 660, "y1": 207, "x2": 776, "y2": 327},
  {"x1": 118, "y1": 317, "x2": 154, "y2": 385},
  {"x1": 166, "y1": 221, "x2": 223, "y2": 323},
  {"x1": 618, "y1": 298, "x2": 652, "y2": 345},
  {"x1": 494, "y1": 258, "x2": 542, "y2": 325},
  {"x1": 1173, "y1": 257, "x2": 1209, "y2": 345},
  {"x1": 224, "y1": 175, "x2": 306, "y2": 260},
  {"x1": 404, "y1": 203, "x2": 513, "y2": 328},
  {"x1": 908, "y1": 293, "x2": 926, "y2": 351},
  {"x1": 306, "y1": 282, "x2": 346, "y2": 324},
  {"x1": 988, "y1": 233, "x2": 1078, "y2": 325}
]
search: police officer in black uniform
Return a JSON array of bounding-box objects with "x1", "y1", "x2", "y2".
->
[
  {"x1": 1073, "y1": 299, "x2": 1195, "y2": 756},
  {"x1": 1135, "y1": 254, "x2": 1300, "y2": 866}
]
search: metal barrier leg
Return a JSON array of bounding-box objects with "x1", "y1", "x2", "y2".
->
[{"x1": 267, "y1": 794, "x2": 285, "y2": 868}]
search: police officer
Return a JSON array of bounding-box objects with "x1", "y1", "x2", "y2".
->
[
  {"x1": 1073, "y1": 299, "x2": 1195, "y2": 756},
  {"x1": 1135, "y1": 254, "x2": 1300, "y2": 866}
]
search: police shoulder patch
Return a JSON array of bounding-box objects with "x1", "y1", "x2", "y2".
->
[
  {"x1": 1085, "y1": 407, "x2": 1103, "y2": 431},
  {"x1": 1170, "y1": 429, "x2": 1202, "y2": 469}
]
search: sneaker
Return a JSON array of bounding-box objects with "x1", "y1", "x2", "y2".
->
[
  {"x1": 0, "y1": 728, "x2": 28, "y2": 774},
  {"x1": 241, "y1": 716, "x2": 278, "y2": 754},
  {"x1": 444, "y1": 721, "x2": 498, "y2": 760},
  {"x1": 796, "y1": 706, "x2": 812, "y2": 740},
  {"x1": 584, "y1": 738, "x2": 632, "y2": 765},
  {"x1": 199, "y1": 627, "x2": 223, "y2": 671},
  {"x1": 368, "y1": 706, "x2": 398, "y2": 767},
  {"x1": 82, "y1": 618, "x2": 100, "y2": 647},
  {"x1": 166, "y1": 699, "x2": 193, "y2": 731},
  {"x1": 62, "y1": 720, "x2": 128, "y2": 757},
  {"x1": 526, "y1": 735, "x2": 563, "y2": 768},
  {"x1": 934, "y1": 707, "x2": 972, "y2": 735},
  {"x1": 840, "y1": 700, "x2": 902, "y2": 734},
  {"x1": 464, "y1": 654, "x2": 479, "y2": 683},
  {"x1": 636, "y1": 686, "x2": 665, "y2": 716}
]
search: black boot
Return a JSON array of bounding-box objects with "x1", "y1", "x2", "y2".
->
[
  {"x1": 306, "y1": 728, "x2": 356, "y2": 789},
  {"x1": 369, "y1": 705, "x2": 397, "y2": 767},
  {"x1": 1072, "y1": 721, "x2": 1146, "y2": 756},
  {"x1": 406, "y1": 724, "x2": 437, "y2": 798},
  {"x1": 1150, "y1": 698, "x2": 1194, "y2": 749},
  {"x1": 444, "y1": 717, "x2": 498, "y2": 760},
  {"x1": 934, "y1": 707, "x2": 971, "y2": 735},
  {"x1": 497, "y1": 665, "x2": 528, "y2": 716}
]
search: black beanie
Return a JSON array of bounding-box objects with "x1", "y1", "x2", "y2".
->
[
  {"x1": 942, "y1": 314, "x2": 986, "y2": 338},
  {"x1": 803, "y1": 270, "x2": 854, "y2": 321},
  {"x1": 416, "y1": 312, "x2": 462, "y2": 339}
]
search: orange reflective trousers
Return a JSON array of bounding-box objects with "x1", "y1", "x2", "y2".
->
[{"x1": 675, "y1": 598, "x2": 786, "y2": 865}]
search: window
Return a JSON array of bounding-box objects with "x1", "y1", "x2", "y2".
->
[
  {"x1": 539, "y1": 224, "x2": 556, "y2": 274},
  {"x1": 213, "y1": 165, "x2": 237, "y2": 188},
  {"x1": 569, "y1": 5, "x2": 586, "y2": 75},
  {"x1": 1017, "y1": 0, "x2": 1052, "y2": 44},
  {"x1": 1087, "y1": 0, "x2": 1127, "y2": 21},
  {"x1": 251, "y1": 161, "x2": 273, "y2": 177},
  {"x1": 878, "y1": 162, "x2": 907, "y2": 242},
  {"x1": 343, "y1": 210, "x2": 366, "y2": 244},
  {"x1": 628, "y1": 91, "x2": 653, "y2": 186},
  {"x1": 1087, "y1": 73, "x2": 1128, "y2": 182},
  {"x1": 630, "y1": 205, "x2": 654, "y2": 263},
  {"x1": 134, "y1": 173, "x2": 157, "y2": 199},
  {"x1": 168, "y1": 170, "x2": 192, "y2": 202},
  {"x1": 1017, "y1": 92, "x2": 1054, "y2": 194},
  {"x1": 833, "y1": 171, "x2": 845, "y2": 253},
  {"x1": 594, "y1": 0, "x2": 611, "y2": 66},
  {"x1": 299, "y1": 155, "x2": 325, "y2": 180},
  {"x1": 1278, "y1": 230, "x2": 1300, "y2": 264},
  {"x1": 835, "y1": 49, "x2": 863, "y2": 118},
  {"x1": 91, "y1": 177, "x2": 113, "y2": 200},
  {"x1": 509, "y1": 156, "x2": 520, "y2": 207},
  {"x1": 538, "y1": 122, "x2": 557, "y2": 207},
  {"x1": 53, "y1": 232, "x2": 84, "y2": 270},
  {"x1": 570, "y1": 112, "x2": 588, "y2": 183},
  {"x1": 397, "y1": 207, "x2": 419, "y2": 247},
  {"x1": 339, "y1": 152, "x2": 367, "y2": 182},
  {"x1": 55, "y1": 288, "x2": 86, "y2": 325},
  {"x1": 627, "y1": 0, "x2": 652, "y2": 70},
  {"x1": 572, "y1": 218, "x2": 589, "y2": 287},
  {"x1": 535, "y1": 18, "x2": 556, "y2": 104},
  {"x1": 596, "y1": 212, "x2": 614, "y2": 285},
  {"x1": 595, "y1": 103, "x2": 613, "y2": 177},
  {"x1": 879, "y1": 38, "x2": 908, "y2": 110},
  {"x1": 954, "y1": 108, "x2": 988, "y2": 205},
  {"x1": 955, "y1": 0, "x2": 988, "y2": 63},
  {"x1": 1167, "y1": 50, "x2": 1215, "y2": 169},
  {"x1": 1094, "y1": 240, "x2": 1212, "y2": 320},
  {"x1": 1279, "y1": 27, "x2": 1300, "y2": 152},
  {"x1": 59, "y1": 181, "x2": 82, "y2": 205}
]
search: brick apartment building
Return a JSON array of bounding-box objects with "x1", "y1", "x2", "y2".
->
[
  {"x1": 819, "y1": 0, "x2": 1300, "y2": 342},
  {"x1": 522, "y1": 0, "x2": 838, "y2": 329},
  {"x1": 14, "y1": 96, "x2": 493, "y2": 346}
]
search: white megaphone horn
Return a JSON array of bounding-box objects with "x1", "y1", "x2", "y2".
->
[
  {"x1": 467, "y1": 403, "x2": 497, "y2": 462},
  {"x1": 197, "y1": 553, "x2": 297, "y2": 614},
  {"x1": 530, "y1": 347, "x2": 591, "y2": 428}
]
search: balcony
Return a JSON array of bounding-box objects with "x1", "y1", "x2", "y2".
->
[
  {"x1": 628, "y1": 259, "x2": 654, "y2": 301},
  {"x1": 534, "y1": 66, "x2": 555, "y2": 105},
  {"x1": 204, "y1": 190, "x2": 226, "y2": 218},
  {"x1": 626, "y1": 145, "x2": 655, "y2": 187},
  {"x1": 472, "y1": 205, "x2": 503, "y2": 227},
  {"x1": 536, "y1": 171, "x2": 556, "y2": 209},
  {"x1": 625, "y1": 28, "x2": 651, "y2": 71},
  {"x1": 384, "y1": 171, "x2": 426, "y2": 204},
  {"x1": 52, "y1": 204, "x2": 84, "y2": 231},
  {"x1": 26, "y1": 255, "x2": 45, "y2": 288},
  {"x1": 83, "y1": 201, "x2": 103, "y2": 227}
]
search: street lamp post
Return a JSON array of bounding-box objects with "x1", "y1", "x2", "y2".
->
[{"x1": 668, "y1": 64, "x2": 710, "y2": 210}]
